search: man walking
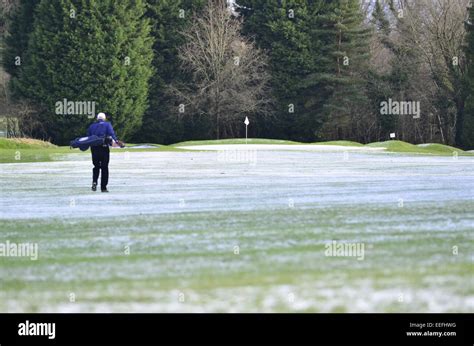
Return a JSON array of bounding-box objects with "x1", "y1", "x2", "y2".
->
[{"x1": 87, "y1": 112, "x2": 122, "y2": 192}]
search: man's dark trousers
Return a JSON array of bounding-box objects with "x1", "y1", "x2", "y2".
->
[{"x1": 91, "y1": 146, "x2": 110, "y2": 190}]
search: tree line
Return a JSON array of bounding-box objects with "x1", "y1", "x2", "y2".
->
[{"x1": 1, "y1": 0, "x2": 473, "y2": 148}]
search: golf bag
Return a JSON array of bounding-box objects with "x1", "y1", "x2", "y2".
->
[{"x1": 70, "y1": 135, "x2": 111, "y2": 151}]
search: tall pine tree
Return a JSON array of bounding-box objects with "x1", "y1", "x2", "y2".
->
[
  {"x1": 3, "y1": 0, "x2": 39, "y2": 78},
  {"x1": 366, "y1": 0, "x2": 398, "y2": 140},
  {"x1": 10, "y1": 0, "x2": 153, "y2": 144},
  {"x1": 239, "y1": 0, "x2": 371, "y2": 141},
  {"x1": 309, "y1": 0, "x2": 371, "y2": 140},
  {"x1": 239, "y1": 0, "x2": 319, "y2": 141}
]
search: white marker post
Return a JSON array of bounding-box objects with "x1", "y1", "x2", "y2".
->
[{"x1": 244, "y1": 116, "x2": 250, "y2": 144}]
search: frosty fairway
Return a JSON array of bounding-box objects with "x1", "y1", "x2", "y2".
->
[{"x1": 0, "y1": 149, "x2": 473, "y2": 312}]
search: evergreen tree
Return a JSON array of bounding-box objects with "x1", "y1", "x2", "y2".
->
[
  {"x1": 137, "y1": 0, "x2": 206, "y2": 144},
  {"x1": 239, "y1": 0, "x2": 371, "y2": 141},
  {"x1": 2, "y1": 0, "x2": 39, "y2": 78},
  {"x1": 462, "y1": 3, "x2": 474, "y2": 149},
  {"x1": 239, "y1": 0, "x2": 319, "y2": 141},
  {"x1": 366, "y1": 0, "x2": 397, "y2": 139},
  {"x1": 309, "y1": 0, "x2": 371, "y2": 140},
  {"x1": 11, "y1": 0, "x2": 153, "y2": 144}
]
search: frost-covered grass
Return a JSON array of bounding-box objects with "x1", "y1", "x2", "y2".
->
[
  {"x1": 0, "y1": 150, "x2": 473, "y2": 312},
  {"x1": 0, "y1": 147, "x2": 78, "y2": 163}
]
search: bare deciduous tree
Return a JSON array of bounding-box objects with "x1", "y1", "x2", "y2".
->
[
  {"x1": 169, "y1": 0, "x2": 272, "y2": 139},
  {"x1": 399, "y1": 0, "x2": 469, "y2": 144},
  {"x1": 366, "y1": 0, "x2": 469, "y2": 145}
]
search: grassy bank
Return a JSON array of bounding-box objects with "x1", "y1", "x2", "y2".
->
[
  {"x1": 0, "y1": 139, "x2": 80, "y2": 163},
  {"x1": 171, "y1": 138, "x2": 301, "y2": 146},
  {"x1": 0, "y1": 138, "x2": 184, "y2": 163}
]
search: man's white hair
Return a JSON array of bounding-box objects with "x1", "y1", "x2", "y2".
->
[{"x1": 97, "y1": 112, "x2": 106, "y2": 120}]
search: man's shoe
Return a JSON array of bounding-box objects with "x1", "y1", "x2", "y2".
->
[
  {"x1": 92, "y1": 182, "x2": 97, "y2": 191},
  {"x1": 101, "y1": 188, "x2": 109, "y2": 193}
]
